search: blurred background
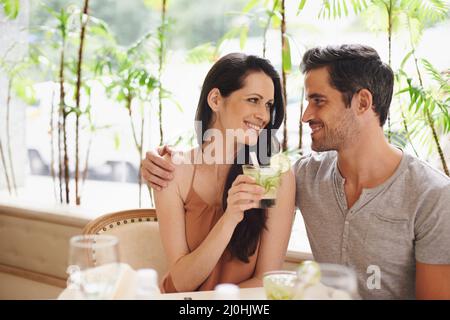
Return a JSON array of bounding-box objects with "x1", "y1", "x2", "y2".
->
[{"x1": 1, "y1": 0, "x2": 449, "y2": 213}]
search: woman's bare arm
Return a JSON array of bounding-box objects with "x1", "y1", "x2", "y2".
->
[
  {"x1": 238, "y1": 168, "x2": 296, "y2": 288},
  {"x1": 155, "y1": 163, "x2": 264, "y2": 292}
]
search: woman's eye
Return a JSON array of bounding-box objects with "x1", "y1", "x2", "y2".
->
[
  {"x1": 266, "y1": 102, "x2": 273, "y2": 109},
  {"x1": 248, "y1": 98, "x2": 259, "y2": 103}
]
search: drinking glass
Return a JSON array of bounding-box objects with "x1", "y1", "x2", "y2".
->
[
  {"x1": 296, "y1": 263, "x2": 359, "y2": 300},
  {"x1": 68, "y1": 234, "x2": 121, "y2": 299},
  {"x1": 263, "y1": 270, "x2": 297, "y2": 300},
  {"x1": 242, "y1": 164, "x2": 281, "y2": 208}
]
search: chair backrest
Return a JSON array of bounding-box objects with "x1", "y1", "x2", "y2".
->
[{"x1": 82, "y1": 209, "x2": 167, "y2": 277}]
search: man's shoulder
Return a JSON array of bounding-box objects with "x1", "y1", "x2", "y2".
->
[
  {"x1": 293, "y1": 151, "x2": 337, "y2": 173},
  {"x1": 400, "y1": 153, "x2": 450, "y2": 207},
  {"x1": 403, "y1": 152, "x2": 450, "y2": 191}
]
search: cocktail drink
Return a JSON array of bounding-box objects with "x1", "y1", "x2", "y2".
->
[
  {"x1": 242, "y1": 164, "x2": 281, "y2": 208},
  {"x1": 263, "y1": 271, "x2": 297, "y2": 300},
  {"x1": 263, "y1": 262, "x2": 358, "y2": 300},
  {"x1": 293, "y1": 261, "x2": 358, "y2": 300}
]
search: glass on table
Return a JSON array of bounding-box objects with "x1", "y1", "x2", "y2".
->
[
  {"x1": 263, "y1": 263, "x2": 359, "y2": 300},
  {"x1": 242, "y1": 164, "x2": 281, "y2": 208},
  {"x1": 263, "y1": 270, "x2": 297, "y2": 300},
  {"x1": 68, "y1": 234, "x2": 121, "y2": 299},
  {"x1": 295, "y1": 262, "x2": 359, "y2": 300}
]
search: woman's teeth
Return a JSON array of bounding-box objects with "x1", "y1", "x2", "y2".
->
[{"x1": 245, "y1": 121, "x2": 261, "y2": 131}]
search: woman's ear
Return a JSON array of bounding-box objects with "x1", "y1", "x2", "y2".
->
[
  {"x1": 207, "y1": 88, "x2": 222, "y2": 112},
  {"x1": 354, "y1": 89, "x2": 373, "y2": 115}
]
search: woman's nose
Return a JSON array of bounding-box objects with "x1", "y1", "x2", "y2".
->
[
  {"x1": 256, "y1": 108, "x2": 270, "y2": 123},
  {"x1": 255, "y1": 107, "x2": 270, "y2": 124}
]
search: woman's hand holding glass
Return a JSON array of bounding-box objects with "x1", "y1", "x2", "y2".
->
[{"x1": 224, "y1": 175, "x2": 265, "y2": 224}]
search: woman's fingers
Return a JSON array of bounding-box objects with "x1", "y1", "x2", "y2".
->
[
  {"x1": 225, "y1": 176, "x2": 265, "y2": 220},
  {"x1": 229, "y1": 183, "x2": 265, "y2": 198},
  {"x1": 230, "y1": 191, "x2": 263, "y2": 202},
  {"x1": 231, "y1": 174, "x2": 256, "y2": 187},
  {"x1": 228, "y1": 191, "x2": 263, "y2": 212}
]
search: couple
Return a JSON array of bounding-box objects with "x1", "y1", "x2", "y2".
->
[{"x1": 142, "y1": 44, "x2": 450, "y2": 300}]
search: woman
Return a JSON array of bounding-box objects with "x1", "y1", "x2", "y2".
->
[{"x1": 153, "y1": 53, "x2": 295, "y2": 293}]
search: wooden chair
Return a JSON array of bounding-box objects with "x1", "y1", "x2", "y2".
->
[{"x1": 82, "y1": 209, "x2": 167, "y2": 277}]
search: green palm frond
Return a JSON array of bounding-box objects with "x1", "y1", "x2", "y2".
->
[
  {"x1": 403, "y1": 0, "x2": 449, "y2": 24},
  {"x1": 185, "y1": 43, "x2": 217, "y2": 64},
  {"x1": 402, "y1": 78, "x2": 450, "y2": 135},
  {"x1": 421, "y1": 58, "x2": 450, "y2": 93},
  {"x1": 243, "y1": 0, "x2": 263, "y2": 13},
  {"x1": 319, "y1": 0, "x2": 368, "y2": 19},
  {"x1": 0, "y1": 0, "x2": 19, "y2": 19}
]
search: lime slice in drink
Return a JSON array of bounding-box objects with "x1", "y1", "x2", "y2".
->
[
  {"x1": 263, "y1": 272, "x2": 297, "y2": 300},
  {"x1": 296, "y1": 260, "x2": 321, "y2": 286},
  {"x1": 270, "y1": 153, "x2": 291, "y2": 173}
]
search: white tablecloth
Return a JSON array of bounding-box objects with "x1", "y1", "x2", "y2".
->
[{"x1": 58, "y1": 263, "x2": 266, "y2": 300}]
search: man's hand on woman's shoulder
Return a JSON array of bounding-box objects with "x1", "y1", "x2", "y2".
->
[{"x1": 141, "y1": 145, "x2": 176, "y2": 191}]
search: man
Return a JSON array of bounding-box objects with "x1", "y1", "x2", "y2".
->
[{"x1": 142, "y1": 44, "x2": 450, "y2": 299}]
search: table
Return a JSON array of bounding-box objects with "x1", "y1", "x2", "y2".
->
[
  {"x1": 158, "y1": 287, "x2": 266, "y2": 300},
  {"x1": 58, "y1": 263, "x2": 267, "y2": 300}
]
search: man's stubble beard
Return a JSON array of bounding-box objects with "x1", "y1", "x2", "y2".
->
[{"x1": 311, "y1": 112, "x2": 359, "y2": 152}]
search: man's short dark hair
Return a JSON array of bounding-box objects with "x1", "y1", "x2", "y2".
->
[{"x1": 300, "y1": 44, "x2": 394, "y2": 126}]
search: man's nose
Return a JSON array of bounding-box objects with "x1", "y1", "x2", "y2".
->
[{"x1": 301, "y1": 103, "x2": 313, "y2": 123}]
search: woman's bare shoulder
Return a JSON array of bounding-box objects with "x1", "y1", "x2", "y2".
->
[{"x1": 163, "y1": 148, "x2": 199, "y2": 197}]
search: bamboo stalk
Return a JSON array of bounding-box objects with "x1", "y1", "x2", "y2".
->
[
  {"x1": 59, "y1": 41, "x2": 69, "y2": 204},
  {"x1": 280, "y1": 0, "x2": 288, "y2": 151},
  {"x1": 49, "y1": 88, "x2": 58, "y2": 201},
  {"x1": 410, "y1": 45, "x2": 449, "y2": 176},
  {"x1": 386, "y1": 0, "x2": 393, "y2": 143},
  {"x1": 127, "y1": 95, "x2": 141, "y2": 151},
  {"x1": 80, "y1": 130, "x2": 92, "y2": 197},
  {"x1": 298, "y1": 87, "x2": 304, "y2": 154},
  {"x1": 262, "y1": 0, "x2": 279, "y2": 58},
  {"x1": 139, "y1": 114, "x2": 144, "y2": 208},
  {"x1": 62, "y1": 108, "x2": 69, "y2": 204},
  {"x1": 80, "y1": 92, "x2": 93, "y2": 199},
  {"x1": 158, "y1": 0, "x2": 167, "y2": 146},
  {"x1": 6, "y1": 78, "x2": 17, "y2": 195},
  {"x1": 147, "y1": 102, "x2": 154, "y2": 208},
  {"x1": 400, "y1": 106, "x2": 419, "y2": 157},
  {"x1": 74, "y1": 0, "x2": 90, "y2": 205},
  {"x1": 57, "y1": 94, "x2": 63, "y2": 203},
  {"x1": 0, "y1": 139, "x2": 12, "y2": 195},
  {"x1": 127, "y1": 95, "x2": 144, "y2": 207},
  {"x1": 425, "y1": 108, "x2": 449, "y2": 175},
  {"x1": 399, "y1": 16, "x2": 421, "y2": 157}
]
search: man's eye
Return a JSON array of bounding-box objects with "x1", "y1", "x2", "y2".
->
[{"x1": 314, "y1": 99, "x2": 324, "y2": 105}]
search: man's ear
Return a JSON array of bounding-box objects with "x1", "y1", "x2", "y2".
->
[
  {"x1": 207, "y1": 88, "x2": 222, "y2": 112},
  {"x1": 354, "y1": 89, "x2": 373, "y2": 115}
]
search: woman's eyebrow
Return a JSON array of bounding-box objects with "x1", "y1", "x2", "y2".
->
[
  {"x1": 245, "y1": 93, "x2": 264, "y2": 98},
  {"x1": 245, "y1": 93, "x2": 274, "y2": 102}
]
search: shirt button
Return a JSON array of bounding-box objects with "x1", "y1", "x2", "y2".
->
[{"x1": 345, "y1": 221, "x2": 349, "y2": 225}]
